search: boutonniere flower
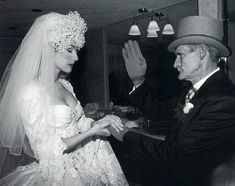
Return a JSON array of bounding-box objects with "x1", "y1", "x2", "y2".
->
[{"x1": 183, "y1": 102, "x2": 194, "y2": 114}]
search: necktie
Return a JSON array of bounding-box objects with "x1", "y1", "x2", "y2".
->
[{"x1": 185, "y1": 87, "x2": 196, "y2": 103}]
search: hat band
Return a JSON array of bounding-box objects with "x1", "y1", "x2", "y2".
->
[{"x1": 177, "y1": 34, "x2": 223, "y2": 44}]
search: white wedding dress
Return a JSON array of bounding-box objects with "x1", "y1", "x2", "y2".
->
[{"x1": 0, "y1": 79, "x2": 128, "y2": 186}]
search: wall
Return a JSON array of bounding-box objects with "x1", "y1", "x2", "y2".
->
[
  {"x1": 71, "y1": 28, "x2": 109, "y2": 109},
  {"x1": 108, "y1": 43, "x2": 182, "y2": 106},
  {"x1": 228, "y1": 21, "x2": 235, "y2": 83},
  {"x1": 228, "y1": 0, "x2": 235, "y2": 84},
  {"x1": 0, "y1": 38, "x2": 20, "y2": 79},
  {"x1": 198, "y1": 0, "x2": 235, "y2": 84}
]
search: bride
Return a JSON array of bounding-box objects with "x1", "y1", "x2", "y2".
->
[{"x1": 0, "y1": 11, "x2": 128, "y2": 185}]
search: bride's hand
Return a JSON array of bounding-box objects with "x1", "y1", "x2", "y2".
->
[
  {"x1": 90, "y1": 122, "x2": 111, "y2": 137},
  {"x1": 125, "y1": 121, "x2": 139, "y2": 129},
  {"x1": 98, "y1": 115, "x2": 124, "y2": 133}
]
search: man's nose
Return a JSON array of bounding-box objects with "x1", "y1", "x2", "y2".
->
[
  {"x1": 72, "y1": 50, "x2": 78, "y2": 61},
  {"x1": 173, "y1": 56, "x2": 180, "y2": 68}
]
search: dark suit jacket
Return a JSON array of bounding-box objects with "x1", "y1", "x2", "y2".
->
[
  {"x1": 124, "y1": 70, "x2": 235, "y2": 186},
  {"x1": 127, "y1": 78, "x2": 183, "y2": 129}
]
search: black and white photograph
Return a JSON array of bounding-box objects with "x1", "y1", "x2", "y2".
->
[{"x1": 0, "y1": 0, "x2": 235, "y2": 185}]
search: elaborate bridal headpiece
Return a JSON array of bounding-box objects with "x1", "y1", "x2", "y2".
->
[{"x1": 48, "y1": 11, "x2": 87, "y2": 50}]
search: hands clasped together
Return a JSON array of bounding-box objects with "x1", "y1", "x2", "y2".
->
[
  {"x1": 90, "y1": 115, "x2": 124, "y2": 137},
  {"x1": 89, "y1": 40, "x2": 146, "y2": 139},
  {"x1": 90, "y1": 114, "x2": 139, "y2": 140}
]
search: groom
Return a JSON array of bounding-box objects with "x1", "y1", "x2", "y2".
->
[{"x1": 118, "y1": 16, "x2": 235, "y2": 186}]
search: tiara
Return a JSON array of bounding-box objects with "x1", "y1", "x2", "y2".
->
[{"x1": 48, "y1": 11, "x2": 87, "y2": 51}]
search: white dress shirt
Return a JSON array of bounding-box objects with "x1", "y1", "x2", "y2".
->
[{"x1": 193, "y1": 67, "x2": 220, "y2": 91}]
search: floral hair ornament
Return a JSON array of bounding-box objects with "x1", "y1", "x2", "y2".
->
[
  {"x1": 183, "y1": 102, "x2": 194, "y2": 114},
  {"x1": 48, "y1": 11, "x2": 87, "y2": 51}
]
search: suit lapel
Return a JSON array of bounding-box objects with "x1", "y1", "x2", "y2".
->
[
  {"x1": 180, "y1": 70, "x2": 226, "y2": 124},
  {"x1": 191, "y1": 70, "x2": 225, "y2": 102}
]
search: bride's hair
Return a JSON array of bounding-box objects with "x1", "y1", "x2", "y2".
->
[{"x1": 0, "y1": 12, "x2": 87, "y2": 175}]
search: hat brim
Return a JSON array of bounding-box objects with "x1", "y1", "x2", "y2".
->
[{"x1": 168, "y1": 36, "x2": 230, "y2": 57}]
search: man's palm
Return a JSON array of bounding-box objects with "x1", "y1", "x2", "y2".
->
[{"x1": 122, "y1": 40, "x2": 147, "y2": 84}]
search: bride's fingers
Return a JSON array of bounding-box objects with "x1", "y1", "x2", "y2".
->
[
  {"x1": 108, "y1": 115, "x2": 123, "y2": 129},
  {"x1": 126, "y1": 121, "x2": 139, "y2": 128},
  {"x1": 110, "y1": 115, "x2": 123, "y2": 127},
  {"x1": 111, "y1": 121, "x2": 123, "y2": 131},
  {"x1": 100, "y1": 122, "x2": 111, "y2": 128},
  {"x1": 98, "y1": 115, "x2": 123, "y2": 131},
  {"x1": 110, "y1": 123, "x2": 120, "y2": 133},
  {"x1": 97, "y1": 116, "x2": 110, "y2": 123},
  {"x1": 101, "y1": 129, "x2": 111, "y2": 136}
]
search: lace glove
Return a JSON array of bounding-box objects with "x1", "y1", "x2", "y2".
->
[{"x1": 122, "y1": 40, "x2": 146, "y2": 85}]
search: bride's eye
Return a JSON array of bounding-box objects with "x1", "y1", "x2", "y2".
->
[{"x1": 66, "y1": 49, "x2": 73, "y2": 53}]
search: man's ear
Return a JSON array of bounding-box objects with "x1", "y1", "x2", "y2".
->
[{"x1": 199, "y1": 44, "x2": 208, "y2": 60}]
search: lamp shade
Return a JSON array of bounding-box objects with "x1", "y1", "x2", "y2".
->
[
  {"x1": 162, "y1": 23, "x2": 175, "y2": 35},
  {"x1": 147, "y1": 30, "x2": 158, "y2": 38},
  {"x1": 129, "y1": 24, "x2": 141, "y2": 35},
  {"x1": 147, "y1": 20, "x2": 160, "y2": 32}
]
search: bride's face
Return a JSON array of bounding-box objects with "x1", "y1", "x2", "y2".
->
[{"x1": 54, "y1": 48, "x2": 78, "y2": 74}]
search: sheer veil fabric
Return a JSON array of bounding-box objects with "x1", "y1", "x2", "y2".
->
[{"x1": 0, "y1": 13, "x2": 58, "y2": 175}]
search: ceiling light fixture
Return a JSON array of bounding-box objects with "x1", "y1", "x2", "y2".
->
[
  {"x1": 162, "y1": 15, "x2": 175, "y2": 35},
  {"x1": 147, "y1": 30, "x2": 158, "y2": 38},
  {"x1": 138, "y1": 8, "x2": 148, "y2": 14},
  {"x1": 128, "y1": 9, "x2": 175, "y2": 38},
  {"x1": 128, "y1": 14, "x2": 141, "y2": 36},
  {"x1": 31, "y1": 9, "x2": 43, "y2": 12},
  {"x1": 147, "y1": 11, "x2": 160, "y2": 32}
]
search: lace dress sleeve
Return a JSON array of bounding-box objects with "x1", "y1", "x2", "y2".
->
[{"x1": 20, "y1": 83, "x2": 66, "y2": 160}]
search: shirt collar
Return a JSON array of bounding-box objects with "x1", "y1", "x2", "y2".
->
[{"x1": 193, "y1": 67, "x2": 220, "y2": 91}]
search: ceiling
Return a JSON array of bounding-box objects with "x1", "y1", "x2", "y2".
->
[
  {"x1": 0, "y1": 0, "x2": 234, "y2": 49},
  {"x1": 106, "y1": 0, "x2": 198, "y2": 46},
  {"x1": 0, "y1": 0, "x2": 196, "y2": 44}
]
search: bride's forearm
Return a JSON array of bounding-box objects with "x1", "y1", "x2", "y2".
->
[{"x1": 62, "y1": 128, "x2": 95, "y2": 152}]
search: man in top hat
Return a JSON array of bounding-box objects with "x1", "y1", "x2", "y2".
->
[{"x1": 120, "y1": 16, "x2": 235, "y2": 186}]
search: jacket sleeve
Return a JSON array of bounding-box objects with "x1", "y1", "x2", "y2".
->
[{"x1": 128, "y1": 81, "x2": 177, "y2": 130}]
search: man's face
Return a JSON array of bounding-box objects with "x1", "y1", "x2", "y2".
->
[{"x1": 173, "y1": 45, "x2": 201, "y2": 82}]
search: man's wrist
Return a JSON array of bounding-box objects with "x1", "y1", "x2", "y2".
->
[
  {"x1": 132, "y1": 77, "x2": 145, "y2": 86},
  {"x1": 129, "y1": 77, "x2": 145, "y2": 95}
]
